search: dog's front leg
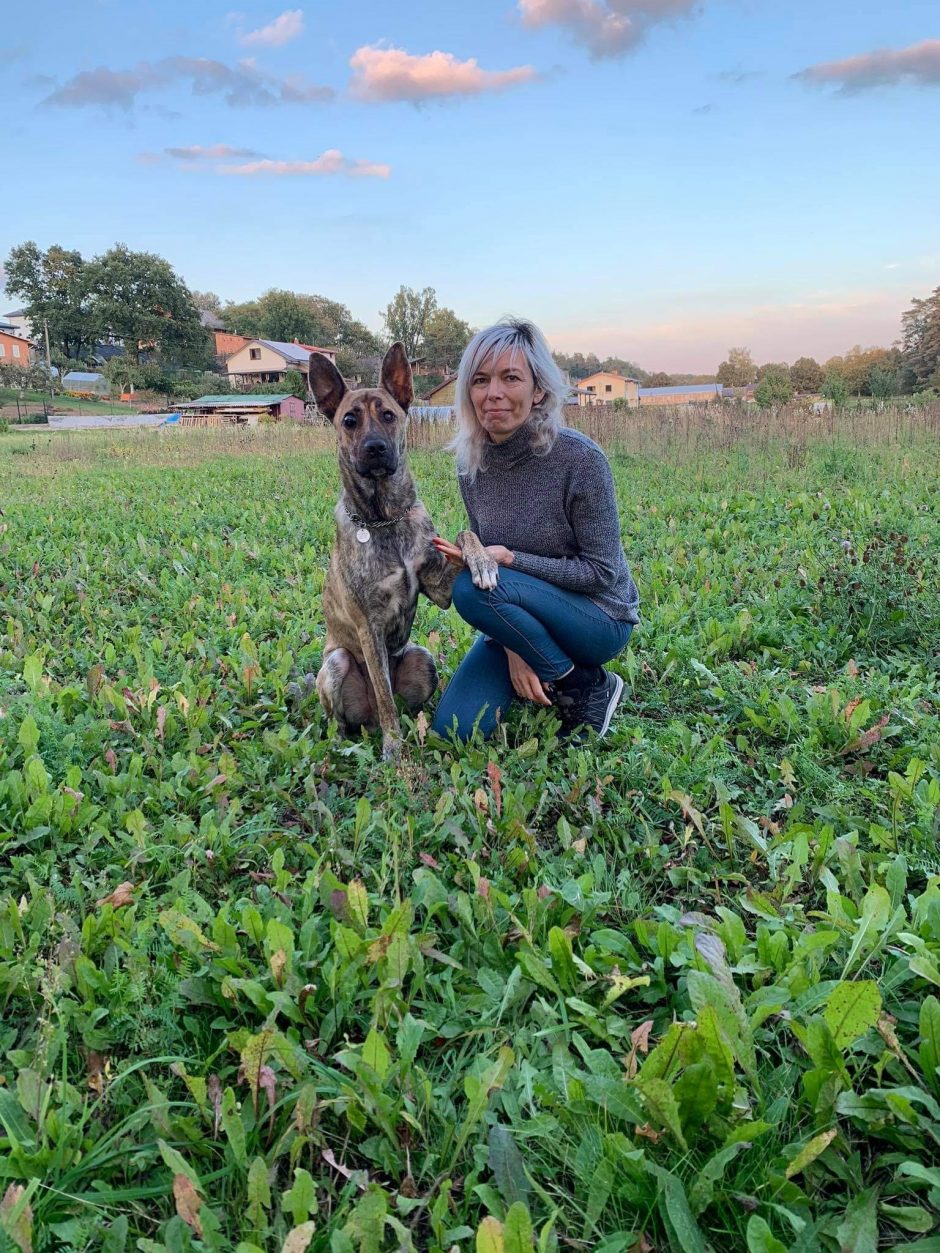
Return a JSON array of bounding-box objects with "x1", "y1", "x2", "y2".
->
[
  {"x1": 356, "y1": 624, "x2": 402, "y2": 761},
  {"x1": 456, "y1": 530, "x2": 499, "y2": 591}
]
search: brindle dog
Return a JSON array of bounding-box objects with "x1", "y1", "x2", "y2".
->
[{"x1": 309, "y1": 343, "x2": 497, "y2": 760}]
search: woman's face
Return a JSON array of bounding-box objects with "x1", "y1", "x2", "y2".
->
[{"x1": 469, "y1": 348, "x2": 545, "y2": 444}]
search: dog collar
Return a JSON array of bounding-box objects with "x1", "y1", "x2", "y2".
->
[{"x1": 345, "y1": 505, "x2": 413, "y2": 544}]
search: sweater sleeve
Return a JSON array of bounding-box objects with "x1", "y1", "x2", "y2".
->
[
  {"x1": 509, "y1": 447, "x2": 624, "y2": 593},
  {"x1": 458, "y1": 476, "x2": 482, "y2": 536}
]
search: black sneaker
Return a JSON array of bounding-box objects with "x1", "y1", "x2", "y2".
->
[{"x1": 552, "y1": 668, "x2": 624, "y2": 740}]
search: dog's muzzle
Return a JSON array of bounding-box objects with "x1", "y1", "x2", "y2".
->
[{"x1": 357, "y1": 439, "x2": 398, "y2": 477}]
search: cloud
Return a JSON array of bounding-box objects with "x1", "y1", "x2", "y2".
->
[
  {"x1": 692, "y1": 103, "x2": 712, "y2": 114},
  {"x1": 165, "y1": 143, "x2": 266, "y2": 159},
  {"x1": 238, "y1": 9, "x2": 304, "y2": 47},
  {"x1": 42, "y1": 55, "x2": 332, "y2": 111},
  {"x1": 717, "y1": 68, "x2": 761, "y2": 85},
  {"x1": 0, "y1": 44, "x2": 28, "y2": 67},
  {"x1": 517, "y1": 0, "x2": 697, "y2": 59},
  {"x1": 219, "y1": 149, "x2": 390, "y2": 177},
  {"x1": 348, "y1": 44, "x2": 538, "y2": 101},
  {"x1": 796, "y1": 38, "x2": 940, "y2": 93}
]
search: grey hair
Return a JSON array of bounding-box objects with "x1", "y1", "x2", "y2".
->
[{"x1": 451, "y1": 318, "x2": 570, "y2": 479}]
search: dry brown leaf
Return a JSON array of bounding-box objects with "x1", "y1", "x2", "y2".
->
[
  {"x1": 487, "y1": 760, "x2": 503, "y2": 817},
  {"x1": 156, "y1": 705, "x2": 167, "y2": 740},
  {"x1": 173, "y1": 1174, "x2": 203, "y2": 1238},
  {"x1": 840, "y1": 714, "x2": 890, "y2": 756},
  {"x1": 477, "y1": 877, "x2": 490, "y2": 901},
  {"x1": 207, "y1": 1074, "x2": 222, "y2": 1137},
  {"x1": 281, "y1": 1222, "x2": 316, "y2": 1253},
  {"x1": 473, "y1": 787, "x2": 489, "y2": 814},
  {"x1": 415, "y1": 710, "x2": 428, "y2": 745},
  {"x1": 418, "y1": 851, "x2": 440, "y2": 869},
  {"x1": 270, "y1": 949, "x2": 288, "y2": 987},
  {"x1": 846, "y1": 658, "x2": 859, "y2": 677},
  {"x1": 843, "y1": 698, "x2": 863, "y2": 723},
  {"x1": 96, "y1": 882, "x2": 135, "y2": 909},
  {"x1": 322, "y1": 1148, "x2": 368, "y2": 1190},
  {"x1": 1, "y1": 1183, "x2": 33, "y2": 1253}
]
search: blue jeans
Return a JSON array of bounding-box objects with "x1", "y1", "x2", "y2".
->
[{"x1": 432, "y1": 566, "x2": 633, "y2": 742}]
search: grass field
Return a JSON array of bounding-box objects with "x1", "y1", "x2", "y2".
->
[
  {"x1": 1, "y1": 420, "x2": 939, "y2": 1252},
  {"x1": 0, "y1": 387, "x2": 140, "y2": 420}
]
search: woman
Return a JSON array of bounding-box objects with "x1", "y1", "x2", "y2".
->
[{"x1": 431, "y1": 318, "x2": 640, "y2": 742}]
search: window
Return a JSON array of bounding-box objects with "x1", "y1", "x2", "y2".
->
[
  {"x1": 0, "y1": 344, "x2": 4, "y2": 357},
  {"x1": 12, "y1": 344, "x2": 20, "y2": 358},
  {"x1": 249, "y1": 347, "x2": 261, "y2": 360},
  {"x1": 605, "y1": 383, "x2": 612, "y2": 393},
  {"x1": 586, "y1": 385, "x2": 595, "y2": 392}
]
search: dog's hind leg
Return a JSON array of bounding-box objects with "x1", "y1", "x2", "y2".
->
[
  {"x1": 317, "y1": 648, "x2": 376, "y2": 735},
  {"x1": 391, "y1": 645, "x2": 438, "y2": 712}
]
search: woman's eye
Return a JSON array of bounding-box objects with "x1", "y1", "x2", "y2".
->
[{"x1": 343, "y1": 414, "x2": 357, "y2": 429}]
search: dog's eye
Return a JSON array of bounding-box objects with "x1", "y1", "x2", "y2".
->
[
  {"x1": 342, "y1": 414, "x2": 357, "y2": 429},
  {"x1": 381, "y1": 410, "x2": 396, "y2": 424}
]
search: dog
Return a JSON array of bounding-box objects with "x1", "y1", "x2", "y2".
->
[{"x1": 308, "y1": 343, "x2": 498, "y2": 760}]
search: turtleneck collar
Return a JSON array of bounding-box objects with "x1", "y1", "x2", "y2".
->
[{"x1": 482, "y1": 418, "x2": 536, "y2": 470}]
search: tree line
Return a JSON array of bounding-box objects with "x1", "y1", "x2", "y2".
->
[{"x1": 4, "y1": 240, "x2": 938, "y2": 406}]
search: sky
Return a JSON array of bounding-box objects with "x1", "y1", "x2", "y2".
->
[{"x1": 0, "y1": 0, "x2": 938, "y2": 371}]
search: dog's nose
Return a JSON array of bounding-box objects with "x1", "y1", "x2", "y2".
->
[{"x1": 362, "y1": 438, "x2": 390, "y2": 460}]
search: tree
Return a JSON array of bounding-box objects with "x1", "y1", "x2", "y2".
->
[
  {"x1": 822, "y1": 372, "x2": 848, "y2": 407},
  {"x1": 422, "y1": 307, "x2": 473, "y2": 372},
  {"x1": 899, "y1": 285, "x2": 940, "y2": 391},
  {"x1": 756, "y1": 361, "x2": 791, "y2": 383},
  {"x1": 790, "y1": 356, "x2": 823, "y2": 393},
  {"x1": 553, "y1": 352, "x2": 601, "y2": 381},
  {"x1": 599, "y1": 356, "x2": 648, "y2": 384},
  {"x1": 868, "y1": 365, "x2": 898, "y2": 401},
  {"x1": 716, "y1": 346, "x2": 756, "y2": 388},
  {"x1": 754, "y1": 366, "x2": 793, "y2": 409},
  {"x1": 190, "y1": 290, "x2": 222, "y2": 314},
  {"x1": 221, "y1": 288, "x2": 381, "y2": 375},
  {"x1": 382, "y1": 286, "x2": 438, "y2": 360},
  {"x1": 647, "y1": 371, "x2": 673, "y2": 388},
  {"x1": 3, "y1": 241, "x2": 98, "y2": 360},
  {"x1": 87, "y1": 244, "x2": 210, "y2": 366},
  {"x1": 839, "y1": 345, "x2": 898, "y2": 396}
]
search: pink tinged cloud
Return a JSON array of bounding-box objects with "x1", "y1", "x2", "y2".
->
[
  {"x1": 796, "y1": 38, "x2": 940, "y2": 92},
  {"x1": 219, "y1": 149, "x2": 391, "y2": 177},
  {"x1": 239, "y1": 8, "x2": 304, "y2": 48},
  {"x1": 165, "y1": 144, "x2": 264, "y2": 159},
  {"x1": 348, "y1": 45, "x2": 538, "y2": 102},
  {"x1": 518, "y1": 0, "x2": 698, "y2": 59}
]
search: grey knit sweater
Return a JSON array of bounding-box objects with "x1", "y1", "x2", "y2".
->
[{"x1": 458, "y1": 424, "x2": 640, "y2": 623}]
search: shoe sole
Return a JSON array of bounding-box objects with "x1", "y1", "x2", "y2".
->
[{"x1": 597, "y1": 672, "x2": 624, "y2": 739}]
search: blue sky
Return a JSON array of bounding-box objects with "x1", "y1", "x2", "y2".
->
[{"x1": 1, "y1": 0, "x2": 938, "y2": 370}]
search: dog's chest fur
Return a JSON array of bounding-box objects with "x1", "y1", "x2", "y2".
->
[{"x1": 324, "y1": 507, "x2": 432, "y2": 658}]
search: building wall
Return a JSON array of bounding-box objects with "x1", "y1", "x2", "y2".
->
[
  {"x1": 638, "y1": 388, "x2": 721, "y2": 406},
  {"x1": 277, "y1": 396, "x2": 306, "y2": 420},
  {"x1": 2, "y1": 314, "x2": 33, "y2": 340},
  {"x1": 226, "y1": 341, "x2": 290, "y2": 377},
  {"x1": 578, "y1": 372, "x2": 639, "y2": 407},
  {"x1": 214, "y1": 332, "x2": 251, "y2": 359},
  {"x1": 0, "y1": 331, "x2": 31, "y2": 362},
  {"x1": 426, "y1": 378, "x2": 457, "y2": 405}
]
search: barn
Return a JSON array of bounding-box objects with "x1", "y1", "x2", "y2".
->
[{"x1": 175, "y1": 393, "x2": 306, "y2": 425}]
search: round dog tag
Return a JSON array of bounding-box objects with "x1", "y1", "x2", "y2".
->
[{"x1": 356, "y1": 527, "x2": 371, "y2": 543}]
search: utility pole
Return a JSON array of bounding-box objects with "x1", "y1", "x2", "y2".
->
[{"x1": 43, "y1": 318, "x2": 54, "y2": 395}]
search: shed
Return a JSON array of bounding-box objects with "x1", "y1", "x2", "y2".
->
[
  {"x1": 63, "y1": 370, "x2": 109, "y2": 396},
  {"x1": 638, "y1": 383, "x2": 724, "y2": 406},
  {"x1": 425, "y1": 375, "x2": 457, "y2": 405},
  {"x1": 175, "y1": 393, "x2": 305, "y2": 425}
]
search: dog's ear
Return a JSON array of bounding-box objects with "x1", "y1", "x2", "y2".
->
[
  {"x1": 380, "y1": 342, "x2": 413, "y2": 413},
  {"x1": 308, "y1": 352, "x2": 347, "y2": 420}
]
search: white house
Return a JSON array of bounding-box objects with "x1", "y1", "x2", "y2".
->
[
  {"x1": 1, "y1": 310, "x2": 34, "y2": 340},
  {"x1": 225, "y1": 339, "x2": 337, "y2": 386}
]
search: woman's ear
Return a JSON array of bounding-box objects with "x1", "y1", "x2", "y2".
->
[{"x1": 533, "y1": 390, "x2": 546, "y2": 406}]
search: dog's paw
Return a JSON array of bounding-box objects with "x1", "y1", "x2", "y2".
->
[{"x1": 467, "y1": 551, "x2": 499, "y2": 591}]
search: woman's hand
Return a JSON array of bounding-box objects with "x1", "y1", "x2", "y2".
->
[
  {"x1": 432, "y1": 538, "x2": 515, "y2": 567},
  {"x1": 505, "y1": 649, "x2": 553, "y2": 706}
]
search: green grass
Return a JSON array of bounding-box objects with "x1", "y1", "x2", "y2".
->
[
  {"x1": 0, "y1": 427, "x2": 939, "y2": 1252},
  {"x1": 0, "y1": 387, "x2": 141, "y2": 419}
]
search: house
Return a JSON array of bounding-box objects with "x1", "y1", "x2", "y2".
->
[
  {"x1": 213, "y1": 331, "x2": 252, "y2": 359},
  {"x1": 225, "y1": 339, "x2": 337, "y2": 386},
  {"x1": 175, "y1": 393, "x2": 306, "y2": 425},
  {"x1": 577, "y1": 371, "x2": 641, "y2": 408},
  {"x1": 425, "y1": 375, "x2": 458, "y2": 406},
  {"x1": 1, "y1": 310, "x2": 33, "y2": 340},
  {"x1": 0, "y1": 328, "x2": 32, "y2": 364},
  {"x1": 638, "y1": 383, "x2": 724, "y2": 406},
  {"x1": 63, "y1": 370, "x2": 109, "y2": 396}
]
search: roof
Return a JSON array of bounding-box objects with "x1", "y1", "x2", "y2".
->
[
  {"x1": 244, "y1": 339, "x2": 335, "y2": 363},
  {"x1": 177, "y1": 393, "x2": 293, "y2": 407},
  {"x1": 0, "y1": 320, "x2": 15, "y2": 332},
  {"x1": 199, "y1": 309, "x2": 226, "y2": 331},
  {"x1": 63, "y1": 371, "x2": 105, "y2": 383},
  {"x1": 638, "y1": 383, "x2": 723, "y2": 396},
  {"x1": 426, "y1": 374, "x2": 457, "y2": 397},
  {"x1": 2, "y1": 309, "x2": 26, "y2": 318},
  {"x1": 580, "y1": 370, "x2": 643, "y2": 385}
]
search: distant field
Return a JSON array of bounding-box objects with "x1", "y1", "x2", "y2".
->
[
  {"x1": 0, "y1": 386, "x2": 141, "y2": 419},
  {"x1": 1, "y1": 422, "x2": 939, "y2": 1251}
]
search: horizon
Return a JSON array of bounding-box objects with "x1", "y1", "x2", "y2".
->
[{"x1": 1, "y1": 1, "x2": 937, "y2": 373}]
